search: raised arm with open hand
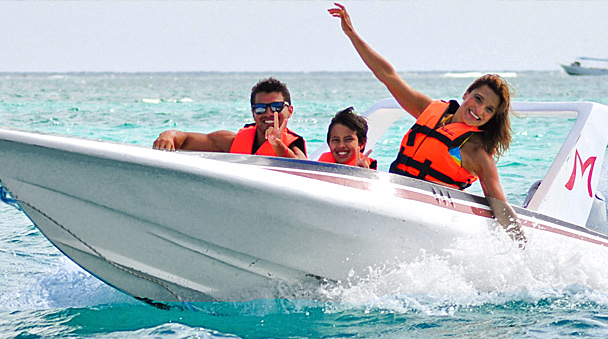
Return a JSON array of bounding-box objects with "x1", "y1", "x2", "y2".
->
[
  {"x1": 328, "y1": 3, "x2": 432, "y2": 118},
  {"x1": 329, "y1": 4, "x2": 525, "y2": 247}
]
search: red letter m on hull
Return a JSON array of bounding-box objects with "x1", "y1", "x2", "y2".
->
[{"x1": 565, "y1": 149, "x2": 597, "y2": 197}]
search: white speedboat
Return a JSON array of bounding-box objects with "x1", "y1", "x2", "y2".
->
[
  {"x1": 1, "y1": 100, "x2": 607, "y2": 303},
  {"x1": 561, "y1": 57, "x2": 608, "y2": 76}
]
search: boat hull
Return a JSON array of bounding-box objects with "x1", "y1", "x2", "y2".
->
[
  {"x1": 1, "y1": 127, "x2": 608, "y2": 302},
  {"x1": 561, "y1": 64, "x2": 608, "y2": 76}
]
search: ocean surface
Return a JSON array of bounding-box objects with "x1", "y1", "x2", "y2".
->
[{"x1": 1, "y1": 71, "x2": 608, "y2": 338}]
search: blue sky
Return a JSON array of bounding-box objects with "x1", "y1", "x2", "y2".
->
[{"x1": 2, "y1": 1, "x2": 607, "y2": 72}]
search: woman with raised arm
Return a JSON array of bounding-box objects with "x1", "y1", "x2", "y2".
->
[{"x1": 328, "y1": 3, "x2": 526, "y2": 245}]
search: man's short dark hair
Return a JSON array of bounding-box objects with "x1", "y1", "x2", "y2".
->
[{"x1": 250, "y1": 77, "x2": 291, "y2": 106}]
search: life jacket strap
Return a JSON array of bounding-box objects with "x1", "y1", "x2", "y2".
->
[
  {"x1": 390, "y1": 148, "x2": 472, "y2": 190},
  {"x1": 406, "y1": 124, "x2": 452, "y2": 147}
]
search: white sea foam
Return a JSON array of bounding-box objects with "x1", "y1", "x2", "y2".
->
[
  {"x1": 320, "y1": 225, "x2": 608, "y2": 311},
  {"x1": 142, "y1": 98, "x2": 162, "y2": 104},
  {"x1": 141, "y1": 97, "x2": 193, "y2": 104},
  {"x1": 33, "y1": 258, "x2": 135, "y2": 308},
  {"x1": 1, "y1": 255, "x2": 135, "y2": 311}
]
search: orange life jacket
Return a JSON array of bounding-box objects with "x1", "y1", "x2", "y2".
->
[
  {"x1": 318, "y1": 151, "x2": 377, "y2": 170},
  {"x1": 389, "y1": 100, "x2": 480, "y2": 190},
  {"x1": 229, "y1": 123, "x2": 307, "y2": 157}
]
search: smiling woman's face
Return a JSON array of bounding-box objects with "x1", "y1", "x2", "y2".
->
[{"x1": 454, "y1": 85, "x2": 500, "y2": 127}]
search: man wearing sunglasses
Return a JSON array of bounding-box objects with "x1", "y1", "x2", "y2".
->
[{"x1": 153, "y1": 77, "x2": 307, "y2": 159}]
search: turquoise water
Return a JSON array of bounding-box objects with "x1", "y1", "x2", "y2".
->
[{"x1": 2, "y1": 71, "x2": 608, "y2": 338}]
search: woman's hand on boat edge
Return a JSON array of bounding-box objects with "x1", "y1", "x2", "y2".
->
[
  {"x1": 507, "y1": 223, "x2": 528, "y2": 249},
  {"x1": 487, "y1": 196, "x2": 528, "y2": 248}
]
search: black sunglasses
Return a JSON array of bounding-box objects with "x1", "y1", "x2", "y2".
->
[{"x1": 252, "y1": 101, "x2": 289, "y2": 114}]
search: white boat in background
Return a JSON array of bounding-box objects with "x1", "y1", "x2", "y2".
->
[
  {"x1": 1, "y1": 100, "x2": 608, "y2": 304},
  {"x1": 561, "y1": 57, "x2": 608, "y2": 76}
]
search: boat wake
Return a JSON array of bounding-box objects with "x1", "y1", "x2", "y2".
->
[
  {"x1": 2, "y1": 257, "x2": 135, "y2": 312},
  {"x1": 315, "y1": 226, "x2": 608, "y2": 312},
  {"x1": 177, "y1": 221, "x2": 608, "y2": 313}
]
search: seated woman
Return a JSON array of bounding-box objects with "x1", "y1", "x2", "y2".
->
[
  {"x1": 329, "y1": 3, "x2": 526, "y2": 245},
  {"x1": 318, "y1": 107, "x2": 377, "y2": 169}
]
